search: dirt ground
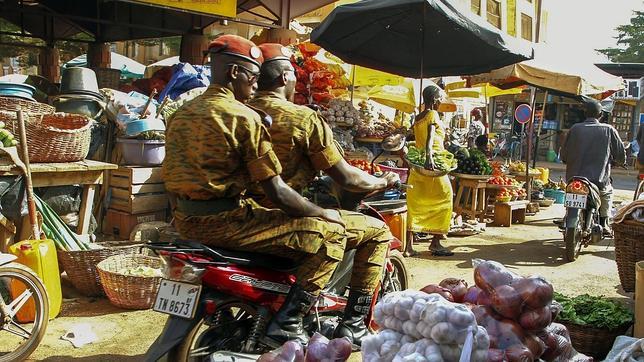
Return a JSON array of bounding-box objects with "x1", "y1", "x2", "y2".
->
[{"x1": 23, "y1": 186, "x2": 637, "y2": 361}]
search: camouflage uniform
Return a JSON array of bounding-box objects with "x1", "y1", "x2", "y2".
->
[
  {"x1": 247, "y1": 91, "x2": 391, "y2": 293},
  {"x1": 163, "y1": 85, "x2": 346, "y2": 294}
]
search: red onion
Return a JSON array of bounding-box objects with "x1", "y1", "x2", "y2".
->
[{"x1": 439, "y1": 278, "x2": 468, "y2": 303}]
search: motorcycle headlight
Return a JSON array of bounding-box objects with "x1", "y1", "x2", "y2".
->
[
  {"x1": 160, "y1": 253, "x2": 206, "y2": 283},
  {"x1": 566, "y1": 180, "x2": 589, "y2": 194}
]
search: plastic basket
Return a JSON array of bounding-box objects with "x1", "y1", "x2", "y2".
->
[
  {"x1": 117, "y1": 138, "x2": 165, "y2": 166},
  {"x1": 379, "y1": 164, "x2": 409, "y2": 183}
]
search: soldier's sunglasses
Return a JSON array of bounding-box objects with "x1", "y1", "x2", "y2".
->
[{"x1": 228, "y1": 63, "x2": 260, "y2": 84}]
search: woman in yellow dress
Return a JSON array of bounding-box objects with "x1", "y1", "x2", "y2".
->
[{"x1": 405, "y1": 85, "x2": 454, "y2": 256}]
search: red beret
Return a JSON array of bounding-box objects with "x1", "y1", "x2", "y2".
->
[
  {"x1": 258, "y1": 43, "x2": 293, "y2": 63},
  {"x1": 208, "y1": 34, "x2": 263, "y2": 66}
]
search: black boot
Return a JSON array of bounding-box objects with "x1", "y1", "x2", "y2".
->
[
  {"x1": 333, "y1": 290, "x2": 373, "y2": 346},
  {"x1": 263, "y1": 284, "x2": 317, "y2": 347}
]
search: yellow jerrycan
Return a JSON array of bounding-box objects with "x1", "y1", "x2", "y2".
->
[{"x1": 8, "y1": 239, "x2": 62, "y2": 322}]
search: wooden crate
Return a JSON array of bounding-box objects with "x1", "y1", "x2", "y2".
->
[
  {"x1": 102, "y1": 208, "x2": 167, "y2": 239},
  {"x1": 109, "y1": 192, "x2": 168, "y2": 214},
  {"x1": 110, "y1": 166, "x2": 163, "y2": 188},
  {"x1": 109, "y1": 166, "x2": 168, "y2": 214}
]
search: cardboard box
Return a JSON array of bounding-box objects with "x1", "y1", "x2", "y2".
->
[
  {"x1": 635, "y1": 261, "x2": 644, "y2": 338},
  {"x1": 103, "y1": 209, "x2": 167, "y2": 239}
]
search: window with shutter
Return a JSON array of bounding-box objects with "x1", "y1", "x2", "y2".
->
[
  {"x1": 487, "y1": 0, "x2": 502, "y2": 28},
  {"x1": 521, "y1": 13, "x2": 533, "y2": 41}
]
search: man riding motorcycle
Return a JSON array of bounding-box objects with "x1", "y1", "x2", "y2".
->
[
  {"x1": 162, "y1": 35, "x2": 395, "y2": 349},
  {"x1": 561, "y1": 100, "x2": 625, "y2": 236},
  {"x1": 246, "y1": 43, "x2": 399, "y2": 347}
]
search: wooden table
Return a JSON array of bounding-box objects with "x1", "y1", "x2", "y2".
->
[
  {"x1": 0, "y1": 160, "x2": 118, "y2": 234},
  {"x1": 493, "y1": 200, "x2": 529, "y2": 227},
  {"x1": 454, "y1": 177, "x2": 488, "y2": 223}
]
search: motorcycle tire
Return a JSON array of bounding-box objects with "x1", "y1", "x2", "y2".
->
[
  {"x1": 388, "y1": 250, "x2": 409, "y2": 292},
  {"x1": 564, "y1": 214, "x2": 584, "y2": 262},
  {"x1": 168, "y1": 301, "x2": 258, "y2": 362},
  {"x1": 0, "y1": 262, "x2": 49, "y2": 362}
]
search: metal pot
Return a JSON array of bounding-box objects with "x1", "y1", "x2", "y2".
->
[
  {"x1": 52, "y1": 94, "x2": 104, "y2": 118},
  {"x1": 60, "y1": 67, "x2": 101, "y2": 98}
]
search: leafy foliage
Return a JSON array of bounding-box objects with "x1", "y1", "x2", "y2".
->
[
  {"x1": 554, "y1": 292, "x2": 633, "y2": 330},
  {"x1": 597, "y1": 10, "x2": 644, "y2": 62}
]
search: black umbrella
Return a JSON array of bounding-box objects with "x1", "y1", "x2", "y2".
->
[{"x1": 311, "y1": 0, "x2": 533, "y2": 78}]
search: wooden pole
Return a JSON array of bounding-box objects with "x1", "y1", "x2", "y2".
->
[
  {"x1": 526, "y1": 87, "x2": 537, "y2": 202},
  {"x1": 533, "y1": 90, "x2": 548, "y2": 168},
  {"x1": 17, "y1": 111, "x2": 41, "y2": 239}
]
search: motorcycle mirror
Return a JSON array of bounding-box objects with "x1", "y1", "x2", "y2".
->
[{"x1": 381, "y1": 133, "x2": 406, "y2": 152}]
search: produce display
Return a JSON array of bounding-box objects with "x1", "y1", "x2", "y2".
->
[
  {"x1": 487, "y1": 176, "x2": 520, "y2": 187},
  {"x1": 348, "y1": 159, "x2": 381, "y2": 174},
  {"x1": 463, "y1": 259, "x2": 590, "y2": 361},
  {"x1": 407, "y1": 146, "x2": 457, "y2": 172},
  {"x1": 508, "y1": 162, "x2": 540, "y2": 175},
  {"x1": 0, "y1": 121, "x2": 17, "y2": 147},
  {"x1": 553, "y1": 293, "x2": 633, "y2": 330},
  {"x1": 355, "y1": 101, "x2": 396, "y2": 139},
  {"x1": 321, "y1": 99, "x2": 361, "y2": 127},
  {"x1": 455, "y1": 149, "x2": 492, "y2": 175},
  {"x1": 544, "y1": 178, "x2": 566, "y2": 191},
  {"x1": 118, "y1": 266, "x2": 162, "y2": 277},
  {"x1": 257, "y1": 333, "x2": 352, "y2": 362},
  {"x1": 490, "y1": 161, "x2": 507, "y2": 176},
  {"x1": 495, "y1": 189, "x2": 513, "y2": 203},
  {"x1": 364, "y1": 290, "x2": 490, "y2": 361},
  {"x1": 290, "y1": 44, "x2": 350, "y2": 106}
]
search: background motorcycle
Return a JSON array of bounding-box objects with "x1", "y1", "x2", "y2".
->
[
  {"x1": 145, "y1": 186, "x2": 409, "y2": 362},
  {"x1": 562, "y1": 177, "x2": 603, "y2": 261},
  {"x1": 0, "y1": 252, "x2": 49, "y2": 362}
]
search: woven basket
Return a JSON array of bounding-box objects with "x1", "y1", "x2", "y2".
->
[
  {"x1": 613, "y1": 220, "x2": 644, "y2": 292},
  {"x1": 0, "y1": 96, "x2": 55, "y2": 114},
  {"x1": 58, "y1": 242, "x2": 142, "y2": 296},
  {"x1": 0, "y1": 111, "x2": 92, "y2": 162},
  {"x1": 97, "y1": 254, "x2": 162, "y2": 310},
  {"x1": 561, "y1": 321, "x2": 631, "y2": 359}
]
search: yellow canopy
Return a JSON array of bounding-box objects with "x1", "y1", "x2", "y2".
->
[
  {"x1": 367, "y1": 79, "x2": 416, "y2": 113},
  {"x1": 445, "y1": 81, "x2": 525, "y2": 100},
  {"x1": 468, "y1": 46, "x2": 624, "y2": 97},
  {"x1": 315, "y1": 49, "x2": 404, "y2": 87}
]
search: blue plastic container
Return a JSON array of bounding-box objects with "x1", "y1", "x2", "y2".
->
[
  {"x1": 382, "y1": 190, "x2": 401, "y2": 200},
  {"x1": 543, "y1": 188, "x2": 556, "y2": 199},
  {"x1": 553, "y1": 190, "x2": 565, "y2": 204}
]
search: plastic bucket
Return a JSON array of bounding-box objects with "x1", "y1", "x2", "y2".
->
[
  {"x1": 553, "y1": 190, "x2": 565, "y2": 204},
  {"x1": 117, "y1": 138, "x2": 165, "y2": 166},
  {"x1": 543, "y1": 188, "x2": 556, "y2": 199}
]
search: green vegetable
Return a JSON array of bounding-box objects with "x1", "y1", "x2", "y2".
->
[
  {"x1": 34, "y1": 195, "x2": 90, "y2": 251},
  {"x1": 554, "y1": 292, "x2": 633, "y2": 330},
  {"x1": 407, "y1": 146, "x2": 457, "y2": 171}
]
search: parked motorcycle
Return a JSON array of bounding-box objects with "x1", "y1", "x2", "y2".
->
[
  {"x1": 0, "y1": 252, "x2": 49, "y2": 361},
  {"x1": 562, "y1": 177, "x2": 603, "y2": 262},
  {"x1": 145, "y1": 189, "x2": 409, "y2": 361}
]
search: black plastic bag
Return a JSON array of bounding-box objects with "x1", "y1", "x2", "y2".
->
[{"x1": 0, "y1": 176, "x2": 27, "y2": 223}]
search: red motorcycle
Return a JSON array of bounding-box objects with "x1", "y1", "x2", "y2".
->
[{"x1": 145, "y1": 194, "x2": 409, "y2": 361}]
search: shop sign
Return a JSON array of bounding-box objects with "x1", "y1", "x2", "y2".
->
[
  {"x1": 514, "y1": 104, "x2": 532, "y2": 124},
  {"x1": 132, "y1": 0, "x2": 237, "y2": 18}
]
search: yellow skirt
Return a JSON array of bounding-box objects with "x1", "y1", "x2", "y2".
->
[{"x1": 406, "y1": 169, "x2": 453, "y2": 234}]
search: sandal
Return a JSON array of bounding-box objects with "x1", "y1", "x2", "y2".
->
[{"x1": 430, "y1": 248, "x2": 454, "y2": 257}]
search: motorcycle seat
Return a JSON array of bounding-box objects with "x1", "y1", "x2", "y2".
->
[{"x1": 172, "y1": 240, "x2": 299, "y2": 271}]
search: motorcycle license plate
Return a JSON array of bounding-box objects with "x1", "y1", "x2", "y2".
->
[
  {"x1": 565, "y1": 193, "x2": 587, "y2": 209},
  {"x1": 153, "y1": 279, "x2": 202, "y2": 319}
]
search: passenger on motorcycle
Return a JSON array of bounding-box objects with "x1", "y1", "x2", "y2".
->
[
  {"x1": 561, "y1": 100, "x2": 626, "y2": 237},
  {"x1": 246, "y1": 43, "x2": 399, "y2": 347},
  {"x1": 163, "y1": 35, "x2": 357, "y2": 347}
]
